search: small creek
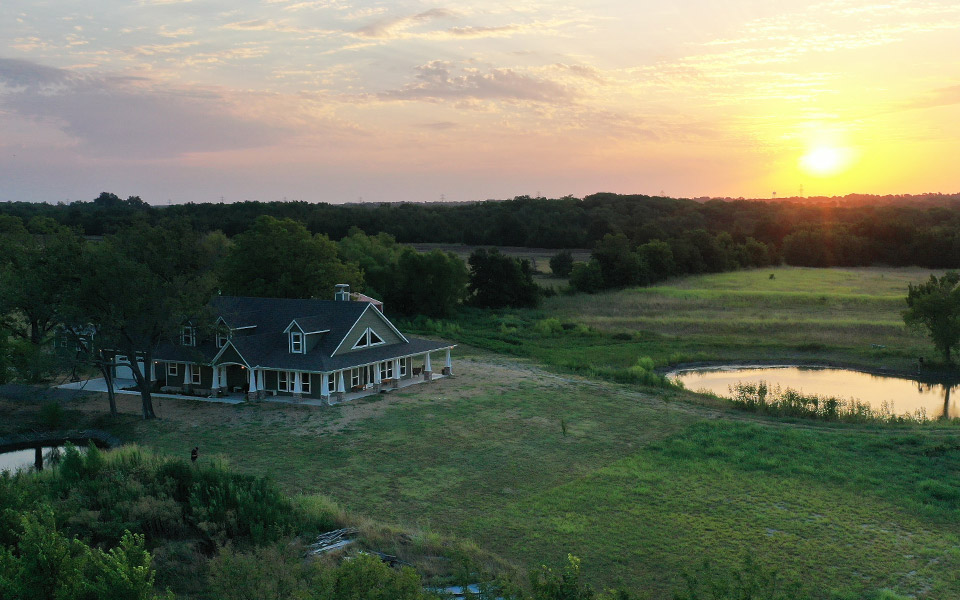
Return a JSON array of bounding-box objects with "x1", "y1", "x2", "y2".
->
[{"x1": 669, "y1": 366, "x2": 958, "y2": 419}]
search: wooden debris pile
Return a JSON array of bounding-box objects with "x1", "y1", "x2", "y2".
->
[{"x1": 306, "y1": 527, "x2": 358, "y2": 555}]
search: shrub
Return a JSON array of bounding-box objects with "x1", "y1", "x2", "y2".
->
[
  {"x1": 533, "y1": 318, "x2": 564, "y2": 335},
  {"x1": 569, "y1": 261, "x2": 603, "y2": 293},
  {"x1": 549, "y1": 250, "x2": 574, "y2": 278},
  {"x1": 207, "y1": 543, "x2": 306, "y2": 600},
  {"x1": 38, "y1": 401, "x2": 64, "y2": 429}
]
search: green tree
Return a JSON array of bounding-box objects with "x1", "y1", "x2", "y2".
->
[
  {"x1": 468, "y1": 248, "x2": 539, "y2": 308},
  {"x1": 637, "y1": 239, "x2": 676, "y2": 282},
  {"x1": 569, "y1": 261, "x2": 604, "y2": 293},
  {"x1": 0, "y1": 508, "x2": 164, "y2": 600},
  {"x1": 549, "y1": 250, "x2": 575, "y2": 278},
  {"x1": 221, "y1": 216, "x2": 362, "y2": 299},
  {"x1": 0, "y1": 216, "x2": 85, "y2": 381},
  {"x1": 338, "y1": 228, "x2": 403, "y2": 300},
  {"x1": 903, "y1": 272, "x2": 960, "y2": 363},
  {"x1": 390, "y1": 248, "x2": 468, "y2": 317},
  {"x1": 73, "y1": 220, "x2": 217, "y2": 419},
  {"x1": 592, "y1": 234, "x2": 640, "y2": 288}
]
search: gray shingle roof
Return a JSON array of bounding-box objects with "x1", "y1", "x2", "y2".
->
[{"x1": 154, "y1": 296, "x2": 453, "y2": 372}]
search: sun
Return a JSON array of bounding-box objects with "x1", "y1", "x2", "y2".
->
[{"x1": 799, "y1": 146, "x2": 855, "y2": 177}]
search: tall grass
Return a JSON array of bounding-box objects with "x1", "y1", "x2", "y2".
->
[{"x1": 727, "y1": 381, "x2": 930, "y2": 423}]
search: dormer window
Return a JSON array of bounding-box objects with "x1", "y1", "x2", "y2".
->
[
  {"x1": 216, "y1": 331, "x2": 228, "y2": 349},
  {"x1": 290, "y1": 331, "x2": 304, "y2": 354},
  {"x1": 181, "y1": 326, "x2": 195, "y2": 347},
  {"x1": 352, "y1": 328, "x2": 384, "y2": 350}
]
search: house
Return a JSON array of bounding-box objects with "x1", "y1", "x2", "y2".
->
[{"x1": 147, "y1": 285, "x2": 454, "y2": 403}]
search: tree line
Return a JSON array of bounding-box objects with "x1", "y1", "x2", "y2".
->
[
  {"x1": 3, "y1": 191, "x2": 960, "y2": 268},
  {"x1": 4, "y1": 193, "x2": 960, "y2": 415}
]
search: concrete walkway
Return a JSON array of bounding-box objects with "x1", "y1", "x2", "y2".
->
[{"x1": 57, "y1": 373, "x2": 448, "y2": 407}]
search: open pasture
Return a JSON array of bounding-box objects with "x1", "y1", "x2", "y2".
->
[
  {"x1": 532, "y1": 267, "x2": 943, "y2": 373},
  {"x1": 14, "y1": 342, "x2": 956, "y2": 599}
]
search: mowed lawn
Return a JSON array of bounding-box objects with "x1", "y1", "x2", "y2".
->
[{"x1": 94, "y1": 348, "x2": 960, "y2": 599}]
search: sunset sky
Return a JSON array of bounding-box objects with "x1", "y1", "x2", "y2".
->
[{"x1": 1, "y1": 0, "x2": 958, "y2": 204}]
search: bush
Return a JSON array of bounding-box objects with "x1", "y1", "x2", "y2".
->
[
  {"x1": 0, "y1": 507, "x2": 168, "y2": 600},
  {"x1": 549, "y1": 250, "x2": 574, "y2": 277},
  {"x1": 533, "y1": 318, "x2": 564, "y2": 336},
  {"x1": 38, "y1": 401, "x2": 65, "y2": 429},
  {"x1": 569, "y1": 261, "x2": 603, "y2": 293}
]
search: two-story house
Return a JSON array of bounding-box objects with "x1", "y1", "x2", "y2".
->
[{"x1": 148, "y1": 285, "x2": 454, "y2": 402}]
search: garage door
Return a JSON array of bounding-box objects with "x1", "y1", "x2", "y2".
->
[{"x1": 114, "y1": 355, "x2": 144, "y2": 380}]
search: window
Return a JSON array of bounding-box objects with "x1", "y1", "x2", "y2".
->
[
  {"x1": 181, "y1": 326, "x2": 195, "y2": 346},
  {"x1": 167, "y1": 363, "x2": 178, "y2": 377},
  {"x1": 352, "y1": 328, "x2": 386, "y2": 350},
  {"x1": 380, "y1": 361, "x2": 393, "y2": 380},
  {"x1": 399, "y1": 359, "x2": 408, "y2": 377},
  {"x1": 278, "y1": 371, "x2": 289, "y2": 392},
  {"x1": 190, "y1": 364, "x2": 201, "y2": 385},
  {"x1": 291, "y1": 331, "x2": 303, "y2": 353},
  {"x1": 351, "y1": 368, "x2": 361, "y2": 388},
  {"x1": 328, "y1": 374, "x2": 336, "y2": 393},
  {"x1": 300, "y1": 374, "x2": 311, "y2": 394},
  {"x1": 216, "y1": 331, "x2": 228, "y2": 349}
]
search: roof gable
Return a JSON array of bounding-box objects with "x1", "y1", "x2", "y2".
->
[{"x1": 331, "y1": 302, "x2": 408, "y2": 356}]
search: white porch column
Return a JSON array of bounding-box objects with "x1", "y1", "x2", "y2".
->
[
  {"x1": 444, "y1": 348, "x2": 452, "y2": 376},
  {"x1": 392, "y1": 358, "x2": 401, "y2": 387},
  {"x1": 247, "y1": 367, "x2": 257, "y2": 399},
  {"x1": 183, "y1": 363, "x2": 191, "y2": 387},
  {"x1": 257, "y1": 369, "x2": 265, "y2": 398},
  {"x1": 423, "y1": 352, "x2": 432, "y2": 380},
  {"x1": 211, "y1": 366, "x2": 221, "y2": 391},
  {"x1": 337, "y1": 371, "x2": 346, "y2": 393},
  {"x1": 374, "y1": 363, "x2": 382, "y2": 388},
  {"x1": 321, "y1": 373, "x2": 330, "y2": 398},
  {"x1": 149, "y1": 362, "x2": 156, "y2": 382},
  {"x1": 293, "y1": 371, "x2": 303, "y2": 397}
]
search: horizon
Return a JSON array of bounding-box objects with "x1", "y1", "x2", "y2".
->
[{"x1": 2, "y1": 0, "x2": 958, "y2": 204}]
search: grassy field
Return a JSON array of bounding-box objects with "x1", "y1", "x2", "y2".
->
[
  {"x1": 4, "y1": 266, "x2": 958, "y2": 599},
  {"x1": 8, "y1": 350, "x2": 956, "y2": 598},
  {"x1": 409, "y1": 267, "x2": 944, "y2": 379}
]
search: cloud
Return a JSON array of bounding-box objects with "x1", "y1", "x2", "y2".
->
[
  {"x1": 445, "y1": 24, "x2": 520, "y2": 38},
  {"x1": 354, "y1": 8, "x2": 456, "y2": 38},
  {"x1": 899, "y1": 84, "x2": 960, "y2": 111},
  {"x1": 379, "y1": 61, "x2": 573, "y2": 103},
  {"x1": 0, "y1": 58, "x2": 284, "y2": 159},
  {"x1": 0, "y1": 58, "x2": 70, "y2": 87},
  {"x1": 417, "y1": 121, "x2": 458, "y2": 130}
]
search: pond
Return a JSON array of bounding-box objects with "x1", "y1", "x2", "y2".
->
[
  {"x1": 669, "y1": 366, "x2": 958, "y2": 419},
  {"x1": 0, "y1": 445, "x2": 83, "y2": 474}
]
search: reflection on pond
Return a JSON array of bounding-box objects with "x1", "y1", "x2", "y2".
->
[
  {"x1": 0, "y1": 445, "x2": 74, "y2": 474},
  {"x1": 669, "y1": 366, "x2": 958, "y2": 420}
]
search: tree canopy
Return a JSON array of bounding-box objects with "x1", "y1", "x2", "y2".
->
[
  {"x1": 221, "y1": 216, "x2": 361, "y2": 299},
  {"x1": 73, "y1": 220, "x2": 218, "y2": 419},
  {"x1": 468, "y1": 248, "x2": 540, "y2": 309},
  {"x1": 903, "y1": 272, "x2": 960, "y2": 363}
]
